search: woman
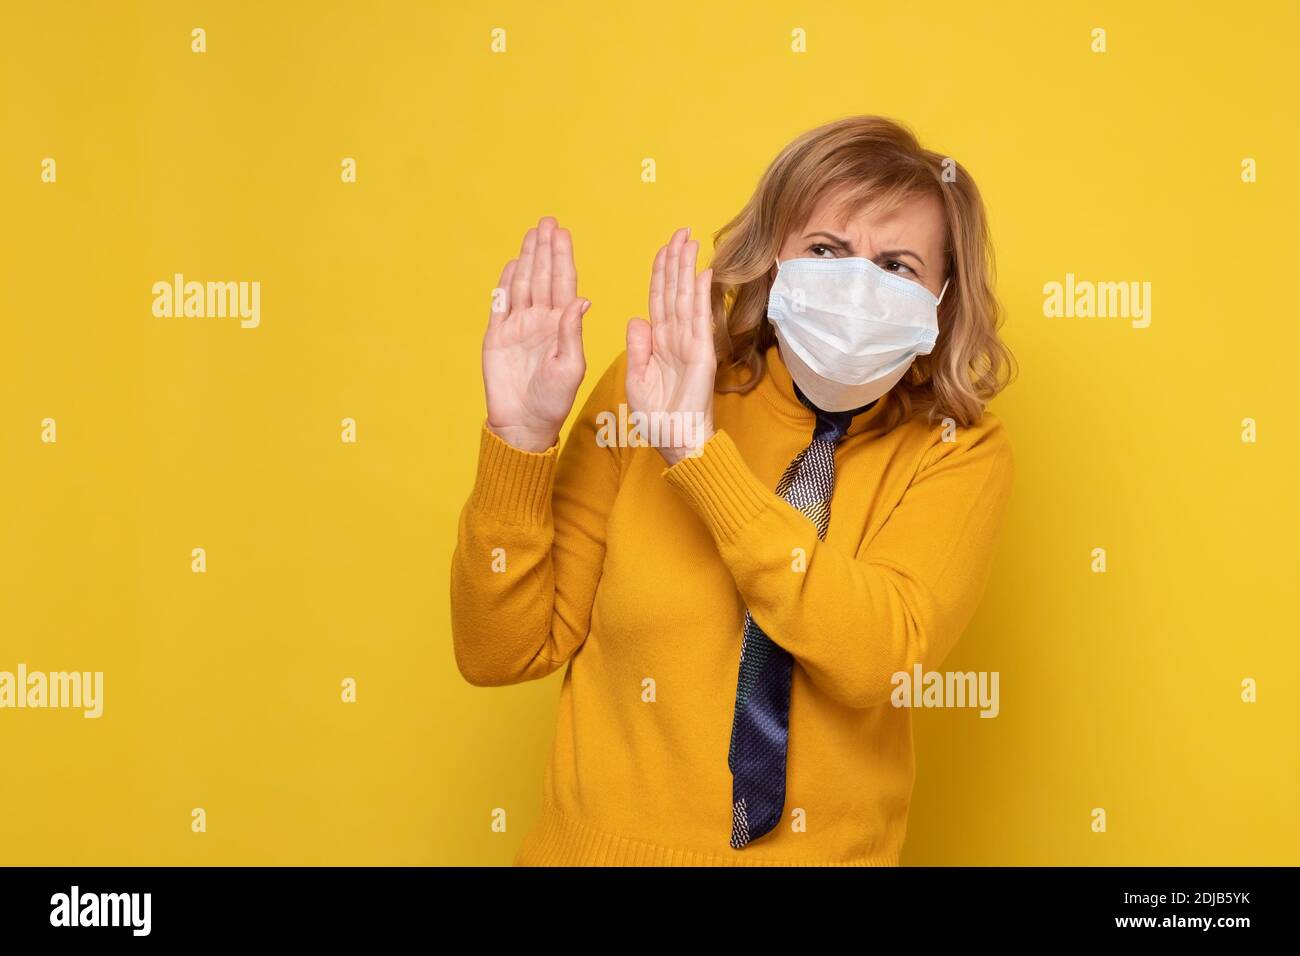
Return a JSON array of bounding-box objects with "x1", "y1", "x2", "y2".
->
[{"x1": 451, "y1": 115, "x2": 1017, "y2": 865}]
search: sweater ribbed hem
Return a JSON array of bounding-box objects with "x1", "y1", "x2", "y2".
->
[
  {"x1": 660, "y1": 429, "x2": 774, "y2": 542},
  {"x1": 513, "y1": 796, "x2": 900, "y2": 867},
  {"x1": 469, "y1": 423, "x2": 558, "y2": 528}
]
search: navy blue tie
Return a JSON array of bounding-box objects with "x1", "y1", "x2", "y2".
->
[{"x1": 727, "y1": 385, "x2": 875, "y2": 849}]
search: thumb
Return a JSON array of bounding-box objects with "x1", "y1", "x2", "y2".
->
[
  {"x1": 556, "y1": 297, "x2": 590, "y2": 364},
  {"x1": 626, "y1": 316, "x2": 652, "y2": 377}
]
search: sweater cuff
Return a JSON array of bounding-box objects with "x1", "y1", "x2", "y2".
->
[
  {"x1": 661, "y1": 429, "x2": 774, "y2": 541},
  {"x1": 470, "y1": 423, "x2": 558, "y2": 528}
]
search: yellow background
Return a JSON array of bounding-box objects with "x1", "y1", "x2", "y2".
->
[{"x1": 1, "y1": 0, "x2": 1295, "y2": 865}]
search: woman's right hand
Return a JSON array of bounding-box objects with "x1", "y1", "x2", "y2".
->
[{"x1": 483, "y1": 216, "x2": 591, "y2": 452}]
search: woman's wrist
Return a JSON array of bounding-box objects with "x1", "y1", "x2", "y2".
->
[
  {"x1": 658, "y1": 422, "x2": 715, "y2": 467},
  {"x1": 485, "y1": 420, "x2": 560, "y2": 453}
]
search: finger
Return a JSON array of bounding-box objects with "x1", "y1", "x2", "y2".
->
[
  {"x1": 648, "y1": 245, "x2": 667, "y2": 327},
  {"x1": 556, "y1": 296, "x2": 590, "y2": 364},
  {"x1": 664, "y1": 227, "x2": 687, "y2": 323},
  {"x1": 512, "y1": 227, "x2": 537, "y2": 310},
  {"x1": 552, "y1": 226, "x2": 577, "y2": 306},
  {"x1": 692, "y1": 267, "x2": 713, "y2": 340},
  {"x1": 531, "y1": 216, "x2": 555, "y2": 307},
  {"x1": 491, "y1": 259, "x2": 517, "y2": 325},
  {"x1": 626, "y1": 316, "x2": 653, "y2": 378},
  {"x1": 676, "y1": 239, "x2": 698, "y2": 336}
]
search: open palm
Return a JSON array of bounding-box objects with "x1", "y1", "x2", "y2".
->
[
  {"x1": 483, "y1": 217, "x2": 589, "y2": 452},
  {"x1": 626, "y1": 227, "x2": 717, "y2": 465}
]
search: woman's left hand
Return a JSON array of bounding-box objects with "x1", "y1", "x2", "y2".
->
[{"x1": 626, "y1": 227, "x2": 717, "y2": 467}]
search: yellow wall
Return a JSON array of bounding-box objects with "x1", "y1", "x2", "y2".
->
[{"x1": 1, "y1": 0, "x2": 1295, "y2": 865}]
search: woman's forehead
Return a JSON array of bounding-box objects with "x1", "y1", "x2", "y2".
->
[{"x1": 796, "y1": 188, "x2": 945, "y2": 245}]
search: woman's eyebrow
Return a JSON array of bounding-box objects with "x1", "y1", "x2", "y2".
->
[
  {"x1": 802, "y1": 230, "x2": 853, "y2": 247},
  {"x1": 803, "y1": 232, "x2": 927, "y2": 269},
  {"x1": 877, "y1": 248, "x2": 926, "y2": 268}
]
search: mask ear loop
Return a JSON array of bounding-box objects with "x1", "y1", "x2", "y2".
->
[{"x1": 936, "y1": 276, "x2": 951, "y2": 307}]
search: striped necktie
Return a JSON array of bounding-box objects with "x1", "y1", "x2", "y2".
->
[{"x1": 728, "y1": 385, "x2": 876, "y2": 849}]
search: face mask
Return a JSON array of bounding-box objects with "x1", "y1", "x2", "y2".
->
[{"x1": 767, "y1": 256, "x2": 949, "y2": 412}]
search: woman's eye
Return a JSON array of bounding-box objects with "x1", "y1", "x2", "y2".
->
[
  {"x1": 809, "y1": 244, "x2": 836, "y2": 258},
  {"x1": 882, "y1": 259, "x2": 914, "y2": 275}
]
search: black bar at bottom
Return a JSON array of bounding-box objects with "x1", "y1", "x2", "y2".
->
[{"x1": 0, "y1": 866, "x2": 1285, "y2": 942}]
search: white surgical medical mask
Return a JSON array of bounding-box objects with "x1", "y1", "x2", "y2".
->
[{"x1": 767, "y1": 255, "x2": 949, "y2": 412}]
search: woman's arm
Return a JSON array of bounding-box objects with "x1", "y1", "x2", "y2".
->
[
  {"x1": 661, "y1": 420, "x2": 1014, "y2": 709},
  {"x1": 450, "y1": 355, "x2": 626, "y2": 685},
  {"x1": 450, "y1": 216, "x2": 624, "y2": 686},
  {"x1": 618, "y1": 223, "x2": 1013, "y2": 709}
]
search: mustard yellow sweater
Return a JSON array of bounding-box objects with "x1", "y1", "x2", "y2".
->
[{"x1": 451, "y1": 344, "x2": 1014, "y2": 866}]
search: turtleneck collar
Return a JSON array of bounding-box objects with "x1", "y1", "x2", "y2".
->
[{"x1": 751, "y1": 343, "x2": 890, "y2": 438}]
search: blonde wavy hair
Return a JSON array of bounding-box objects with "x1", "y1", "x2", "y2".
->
[{"x1": 709, "y1": 115, "x2": 1016, "y2": 431}]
